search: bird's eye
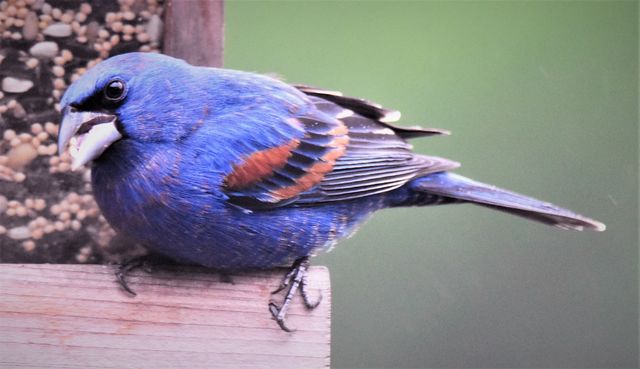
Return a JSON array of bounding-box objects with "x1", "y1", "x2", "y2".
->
[{"x1": 103, "y1": 79, "x2": 126, "y2": 102}]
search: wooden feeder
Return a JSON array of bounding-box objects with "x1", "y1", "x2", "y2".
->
[{"x1": 1, "y1": 1, "x2": 331, "y2": 367}]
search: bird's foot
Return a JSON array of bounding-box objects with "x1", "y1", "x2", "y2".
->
[
  {"x1": 115, "y1": 254, "x2": 169, "y2": 296},
  {"x1": 269, "y1": 256, "x2": 322, "y2": 332}
]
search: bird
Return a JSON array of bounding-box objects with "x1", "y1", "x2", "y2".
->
[{"x1": 58, "y1": 52, "x2": 605, "y2": 331}]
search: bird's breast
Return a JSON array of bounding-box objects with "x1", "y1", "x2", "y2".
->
[{"x1": 91, "y1": 142, "x2": 225, "y2": 237}]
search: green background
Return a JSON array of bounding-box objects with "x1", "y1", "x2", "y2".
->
[{"x1": 225, "y1": 1, "x2": 638, "y2": 368}]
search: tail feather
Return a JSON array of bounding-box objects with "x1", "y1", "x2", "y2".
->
[{"x1": 411, "y1": 172, "x2": 606, "y2": 231}]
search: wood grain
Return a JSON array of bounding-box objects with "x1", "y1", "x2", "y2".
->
[
  {"x1": 164, "y1": 0, "x2": 225, "y2": 67},
  {"x1": 0, "y1": 264, "x2": 330, "y2": 369}
]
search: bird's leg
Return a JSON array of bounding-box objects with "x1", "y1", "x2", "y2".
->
[
  {"x1": 271, "y1": 263, "x2": 299, "y2": 294},
  {"x1": 115, "y1": 253, "x2": 168, "y2": 296},
  {"x1": 269, "y1": 256, "x2": 322, "y2": 332}
]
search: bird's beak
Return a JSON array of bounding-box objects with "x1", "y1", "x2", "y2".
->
[{"x1": 58, "y1": 109, "x2": 123, "y2": 170}]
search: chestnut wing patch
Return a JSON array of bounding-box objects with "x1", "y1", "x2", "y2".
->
[
  {"x1": 223, "y1": 110, "x2": 349, "y2": 209},
  {"x1": 223, "y1": 139, "x2": 301, "y2": 190},
  {"x1": 224, "y1": 86, "x2": 458, "y2": 210}
]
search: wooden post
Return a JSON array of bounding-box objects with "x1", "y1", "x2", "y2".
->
[
  {"x1": 163, "y1": 0, "x2": 225, "y2": 67},
  {"x1": 0, "y1": 264, "x2": 331, "y2": 368}
]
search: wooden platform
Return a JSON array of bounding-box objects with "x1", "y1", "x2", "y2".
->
[{"x1": 0, "y1": 264, "x2": 331, "y2": 369}]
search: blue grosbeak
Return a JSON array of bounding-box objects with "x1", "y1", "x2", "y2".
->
[{"x1": 58, "y1": 52, "x2": 605, "y2": 331}]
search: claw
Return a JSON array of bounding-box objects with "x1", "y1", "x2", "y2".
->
[
  {"x1": 115, "y1": 267, "x2": 137, "y2": 296},
  {"x1": 114, "y1": 254, "x2": 164, "y2": 296},
  {"x1": 269, "y1": 302, "x2": 296, "y2": 332},
  {"x1": 269, "y1": 256, "x2": 322, "y2": 332},
  {"x1": 115, "y1": 256, "x2": 148, "y2": 296},
  {"x1": 300, "y1": 276, "x2": 322, "y2": 309}
]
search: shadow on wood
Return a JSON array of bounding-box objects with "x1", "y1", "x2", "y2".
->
[{"x1": 0, "y1": 264, "x2": 330, "y2": 369}]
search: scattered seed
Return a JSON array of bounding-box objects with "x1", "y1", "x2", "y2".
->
[
  {"x1": 61, "y1": 49, "x2": 73, "y2": 61},
  {"x1": 43, "y1": 22, "x2": 72, "y2": 37},
  {"x1": 44, "y1": 122, "x2": 57, "y2": 135},
  {"x1": 80, "y1": 3, "x2": 92, "y2": 15},
  {"x1": 15, "y1": 206, "x2": 28, "y2": 217},
  {"x1": 2, "y1": 77, "x2": 34, "y2": 93},
  {"x1": 75, "y1": 12, "x2": 87, "y2": 23},
  {"x1": 136, "y1": 31, "x2": 149, "y2": 43},
  {"x1": 22, "y1": 240, "x2": 37, "y2": 252},
  {"x1": 8, "y1": 226, "x2": 30, "y2": 240},
  {"x1": 71, "y1": 220, "x2": 82, "y2": 231},
  {"x1": 13, "y1": 172, "x2": 26, "y2": 182},
  {"x1": 31, "y1": 228, "x2": 44, "y2": 239},
  {"x1": 3, "y1": 129, "x2": 17, "y2": 141},
  {"x1": 34, "y1": 199, "x2": 46, "y2": 211},
  {"x1": 29, "y1": 41, "x2": 59, "y2": 58}
]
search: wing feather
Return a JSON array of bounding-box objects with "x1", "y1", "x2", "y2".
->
[{"x1": 223, "y1": 85, "x2": 458, "y2": 209}]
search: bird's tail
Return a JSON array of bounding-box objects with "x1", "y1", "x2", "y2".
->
[{"x1": 409, "y1": 172, "x2": 606, "y2": 231}]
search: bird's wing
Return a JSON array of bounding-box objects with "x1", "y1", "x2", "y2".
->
[{"x1": 222, "y1": 85, "x2": 459, "y2": 209}]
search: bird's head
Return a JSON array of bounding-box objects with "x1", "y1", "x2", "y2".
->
[{"x1": 58, "y1": 52, "x2": 201, "y2": 170}]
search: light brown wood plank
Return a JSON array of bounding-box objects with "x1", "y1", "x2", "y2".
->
[{"x1": 0, "y1": 264, "x2": 330, "y2": 369}]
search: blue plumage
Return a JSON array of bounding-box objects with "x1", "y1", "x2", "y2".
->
[{"x1": 58, "y1": 52, "x2": 604, "y2": 330}]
